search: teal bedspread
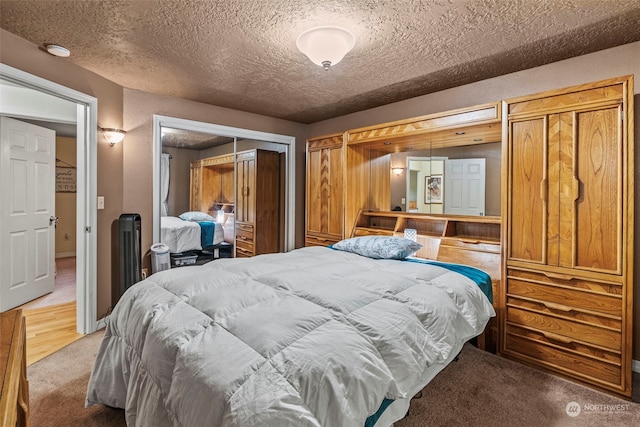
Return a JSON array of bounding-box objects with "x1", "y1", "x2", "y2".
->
[{"x1": 404, "y1": 257, "x2": 493, "y2": 303}]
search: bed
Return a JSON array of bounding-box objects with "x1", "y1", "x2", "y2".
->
[
  {"x1": 86, "y1": 238, "x2": 495, "y2": 426},
  {"x1": 160, "y1": 215, "x2": 224, "y2": 253}
]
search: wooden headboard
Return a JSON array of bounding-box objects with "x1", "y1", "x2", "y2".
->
[{"x1": 351, "y1": 210, "x2": 501, "y2": 282}]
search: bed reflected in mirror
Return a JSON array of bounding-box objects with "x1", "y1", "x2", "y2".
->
[{"x1": 152, "y1": 117, "x2": 295, "y2": 270}]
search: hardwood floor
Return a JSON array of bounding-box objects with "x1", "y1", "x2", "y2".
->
[{"x1": 22, "y1": 302, "x2": 83, "y2": 366}]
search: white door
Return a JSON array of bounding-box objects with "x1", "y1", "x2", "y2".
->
[
  {"x1": 0, "y1": 116, "x2": 56, "y2": 311},
  {"x1": 444, "y1": 158, "x2": 486, "y2": 216}
]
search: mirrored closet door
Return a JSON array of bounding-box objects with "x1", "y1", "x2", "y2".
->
[{"x1": 152, "y1": 116, "x2": 294, "y2": 268}]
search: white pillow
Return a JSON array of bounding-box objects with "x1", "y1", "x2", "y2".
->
[
  {"x1": 179, "y1": 211, "x2": 216, "y2": 222},
  {"x1": 332, "y1": 236, "x2": 422, "y2": 260}
]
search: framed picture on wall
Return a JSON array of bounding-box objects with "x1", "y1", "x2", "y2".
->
[
  {"x1": 425, "y1": 175, "x2": 442, "y2": 203},
  {"x1": 56, "y1": 166, "x2": 76, "y2": 193}
]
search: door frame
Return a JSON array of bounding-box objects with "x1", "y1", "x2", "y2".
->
[
  {"x1": 152, "y1": 115, "x2": 296, "y2": 251},
  {"x1": 0, "y1": 64, "x2": 98, "y2": 334}
]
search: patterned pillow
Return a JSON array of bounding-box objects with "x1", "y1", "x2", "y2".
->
[
  {"x1": 179, "y1": 211, "x2": 216, "y2": 222},
  {"x1": 333, "y1": 236, "x2": 422, "y2": 260}
]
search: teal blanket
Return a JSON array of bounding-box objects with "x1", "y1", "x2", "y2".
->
[{"x1": 404, "y1": 257, "x2": 493, "y2": 303}]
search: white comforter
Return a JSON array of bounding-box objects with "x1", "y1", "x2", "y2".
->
[
  {"x1": 86, "y1": 246, "x2": 495, "y2": 427},
  {"x1": 160, "y1": 216, "x2": 202, "y2": 253}
]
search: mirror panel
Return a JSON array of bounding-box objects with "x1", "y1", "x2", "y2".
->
[
  {"x1": 389, "y1": 142, "x2": 500, "y2": 216},
  {"x1": 158, "y1": 124, "x2": 291, "y2": 265}
]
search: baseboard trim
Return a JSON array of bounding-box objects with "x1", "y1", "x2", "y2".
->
[
  {"x1": 633, "y1": 359, "x2": 640, "y2": 373},
  {"x1": 56, "y1": 252, "x2": 76, "y2": 258}
]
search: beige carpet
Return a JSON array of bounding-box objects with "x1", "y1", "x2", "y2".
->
[{"x1": 28, "y1": 331, "x2": 640, "y2": 426}]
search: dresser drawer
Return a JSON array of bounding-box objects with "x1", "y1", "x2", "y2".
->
[
  {"x1": 505, "y1": 323, "x2": 621, "y2": 386},
  {"x1": 507, "y1": 268, "x2": 622, "y2": 317},
  {"x1": 236, "y1": 222, "x2": 254, "y2": 239},
  {"x1": 235, "y1": 245, "x2": 254, "y2": 258},
  {"x1": 353, "y1": 227, "x2": 394, "y2": 236},
  {"x1": 305, "y1": 234, "x2": 341, "y2": 247},
  {"x1": 236, "y1": 238, "x2": 254, "y2": 252},
  {"x1": 439, "y1": 237, "x2": 500, "y2": 253},
  {"x1": 506, "y1": 300, "x2": 621, "y2": 350}
]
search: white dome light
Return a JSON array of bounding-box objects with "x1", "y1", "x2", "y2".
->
[{"x1": 296, "y1": 26, "x2": 355, "y2": 71}]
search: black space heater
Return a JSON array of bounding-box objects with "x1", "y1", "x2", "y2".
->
[{"x1": 119, "y1": 213, "x2": 142, "y2": 297}]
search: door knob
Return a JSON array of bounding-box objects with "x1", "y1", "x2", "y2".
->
[{"x1": 50, "y1": 216, "x2": 59, "y2": 227}]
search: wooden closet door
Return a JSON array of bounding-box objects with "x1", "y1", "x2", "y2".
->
[
  {"x1": 220, "y1": 166, "x2": 235, "y2": 206},
  {"x1": 571, "y1": 106, "x2": 623, "y2": 274},
  {"x1": 507, "y1": 117, "x2": 547, "y2": 265},
  {"x1": 307, "y1": 146, "x2": 343, "y2": 237},
  {"x1": 189, "y1": 160, "x2": 202, "y2": 211},
  {"x1": 507, "y1": 107, "x2": 624, "y2": 273},
  {"x1": 236, "y1": 156, "x2": 256, "y2": 224}
]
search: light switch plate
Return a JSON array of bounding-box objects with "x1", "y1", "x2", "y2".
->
[{"x1": 97, "y1": 196, "x2": 105, "y2": 210}]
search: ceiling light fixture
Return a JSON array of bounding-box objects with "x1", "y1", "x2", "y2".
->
[
  {"x1": 296, "y1": 26, "x2": 355, "y2": 71},
  {"x1": 100, "y1": 127, "x2": 127, "y2": 146},
  {"x1": 45, "y1": 44, "x2": 71, "y2": 57}
]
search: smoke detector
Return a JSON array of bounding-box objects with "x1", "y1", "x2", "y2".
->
[{"x1": 45, "y1": 44, "x2": 71, "y2": 57}]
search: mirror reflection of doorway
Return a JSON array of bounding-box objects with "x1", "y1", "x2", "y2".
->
[
  {"x1": 407, "y1": 157, "x2": 446, "y2": 214},
  {"x1": 406, "y1": 157, "x2": 486, "y2": 216},
  {"x1": 443, "y1": 158, "x2": 486, "y2": 216}
]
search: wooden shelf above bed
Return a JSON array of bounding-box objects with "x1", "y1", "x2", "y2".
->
[{"x1": 352, "y1": 210, "x2": 500, "y2": 243}]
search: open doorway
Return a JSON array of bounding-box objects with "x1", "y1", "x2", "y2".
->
[{"x1": 0, "y1": 64, "x2": 98, "y2": 335}]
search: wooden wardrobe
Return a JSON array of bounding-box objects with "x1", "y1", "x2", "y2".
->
[
  {"x1": 305, "y1": 133, "x2": 345, "y2": 247},
  {"x1": 501, "y1": 76, "x2": 634, "y2": 398},
  {"x1": 235, "y1": 149, "x2": 280, "y2": 257},
  {"x1": 190, "y1": 149, "x2": 281, "y2": 257},
  {"x1": 305, "y1": 77, "x2": 635, "y2": 398}
]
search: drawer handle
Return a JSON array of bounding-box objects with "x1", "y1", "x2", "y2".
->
[
  {"x1": 572, "y1": 177, "x2": 580, "y2": 201},
  {"x1": 543, "y1": 301, "x2": 573, "y2": 312},
  {"x1": 459, "y1": 238, "x2": 480, "y2": 244},
  {"x1": 542, "y1": 271, "x2": 575, "y2": 281},
  {"x1": 541, "y1": 331, "x2": 574, "y2": 345},
  {"x1": 539, "y1": 178, "x2": 547, "y2": 202}
]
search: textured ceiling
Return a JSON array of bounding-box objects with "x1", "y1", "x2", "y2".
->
[{"x1": 2, "y1": 0, "x2": 640, "y2": 124}]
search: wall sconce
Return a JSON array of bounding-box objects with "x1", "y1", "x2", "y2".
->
[
  {"x1": 296, "y1": 26, "x2": 356, "y2": 71},
  {"x1": 100, "y1": 127, "x2": 126, "y2": 146},
  {"x1": 392, "y1": 167, "x2": 404, "y2": 175}
]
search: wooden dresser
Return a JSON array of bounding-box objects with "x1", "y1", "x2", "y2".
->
[
  {"x1": 502, "y1": 76, "x2": 634, "y2": 398},
  {"x1": 0, "y1": 309, "x2": 30, "y2": 427}
]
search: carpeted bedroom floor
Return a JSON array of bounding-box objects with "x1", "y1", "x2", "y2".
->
[{"x1": 28, "y1": 330, "x2": 640, "y2": 426}]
